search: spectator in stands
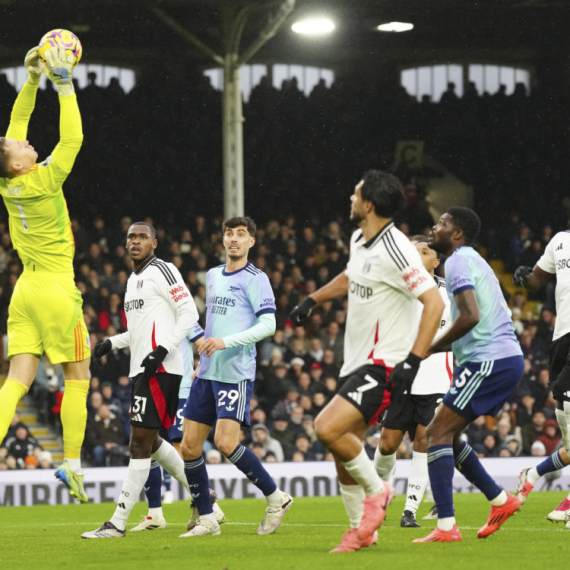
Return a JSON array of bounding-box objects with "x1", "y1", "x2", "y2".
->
[
  {"x1": 522, "y1": 411, "x2": 546, "y2": 455},
  {"x1": 531, "y1": 440, "x2": 547, "y2": 457},
  {"x1": 292, "y1": 433, "x2": 317, "y2": 461},
  {"x1": 516, "y1": 393, "x2": 536, "y2": 427},
  {"x1": 271, "y1": 387, "x2": 300, "y2": 419},
  {"x1": 250, "y1": 423, "x2": 284, "y2": 462},
  {"x1": 100, "y1": 382, "x2": 124, "y2": 419},
  {"x1": 535, "y1": 419, "x2": 562, "y2": 456},
  {"x1": 319, "y1": 321, "x2": 344, "y2": 365},
  {"x1": 2, "y1": 426, "x2": 42, "y2": 469},
  {"x1": 0, "y1": 412, "x2": 26, "y2": 445},
  {"x1": 270, "y1": 415, "x2": 296, "y2": 455},
  {"x1": 85, "y1": 404, "x2": 127, "y2": 467},
  {"x1": 98, "y1": 292, "x2": 127, "y2": 332},
  {"x1": 37, "y1": 450, "x2": 54, "y2": 469},
  {"x1": 88, "y1": 390, "x2": 103, "y2": 419}
]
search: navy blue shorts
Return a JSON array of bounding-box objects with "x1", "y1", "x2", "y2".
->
[
  {"x1": 183, "y1": 377, "x2": 253, "y2": 427},
  {"x1": 443, "y1": 355, "x2": 524, "y2": 422},
  {"x1": 167, "y1": 397, "x2": 187, "y2": 441}
]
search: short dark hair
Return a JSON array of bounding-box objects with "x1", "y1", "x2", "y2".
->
[
  {"x1": 447, "y1": 206, "x2": 481, "y2": 244},
  {"x1": 223, "y1": 216, "x2": 257, "y2": 237},
  {"x1": 0, "y1": 137, "x2": 11, "y2": 178},
  {"x1": 130, "y1": 221, "x2": 156, "y2": 240},
  {"x1": 410, "y1": 234, "x2": 429, "y2": 244},
  {"x1": 360, "y1": 170, "x2": 405, "y2": 218}
]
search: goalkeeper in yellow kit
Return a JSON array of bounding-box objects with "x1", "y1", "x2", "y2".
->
[{"x1": 0, "y1": 46, "x2": 90, "y2": 502}]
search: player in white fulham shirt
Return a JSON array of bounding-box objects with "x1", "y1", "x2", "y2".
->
[
  {"x1": 375, "y1": 235, "x2": 452, "y2": 528},
  {"x1": 513, "y1": 231, "x2": 570, "y2": 525},
  {"x1": 83, "y1": 222, "x2": 200, "y2": 539},
  {"x1": 290, "y1": 171, "x2": 444, "y2": 552}
]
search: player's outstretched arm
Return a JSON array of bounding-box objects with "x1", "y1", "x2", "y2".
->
[
  {"x1": 4, "y1": 48, "x2": 42, "y2": 140},
  {"x1": 430, "y1": 288, "x2": 480, "y2": 355},
  {"x1": 513, "y1": 265, "x2": 552, "y2": 291},
  {"x1": 290, "y1": 271, "x2": 349, "y2": 326},
  {"x1": 40, "y1": 46, "x2": 83, "y2": 184}
]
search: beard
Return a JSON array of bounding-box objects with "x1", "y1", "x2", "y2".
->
[
  {"x1": 350, "y1": 211, "x2": 364, "y2": 225},
  {"x1": 428, "y1": 235, "x2": 450, "y2": 254}
]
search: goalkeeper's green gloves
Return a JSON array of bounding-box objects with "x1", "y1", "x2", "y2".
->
[
  {"x1": 41, "y1": 45, "x2": 75, "y2": 95},
  {"x1": 24, "y1": 47, "x2": 42, "y2": 86}
]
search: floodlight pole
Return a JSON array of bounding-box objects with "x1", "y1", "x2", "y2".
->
[{"x1": 151, "y1": 0, "x2": 296, "y2": 219}]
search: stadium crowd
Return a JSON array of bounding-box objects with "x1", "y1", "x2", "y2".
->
[{"x1": 0, "y1": 70, "x2": 568, "y2": 468}]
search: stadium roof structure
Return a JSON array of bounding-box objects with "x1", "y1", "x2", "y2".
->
[{"x1": 2, "y1": 0, "x2": 570, "y2": 69}]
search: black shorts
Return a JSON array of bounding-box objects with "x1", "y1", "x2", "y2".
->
[
  {"x1": 382, "y1": 392, "x2": 444, "y2": 438},
  {"x1": 549, "y1": 333, "x2": 570, "y2": 402},
  {"x1": 130, "y1": 372, "x2": 182, "y2": 430},
  {"x1": 338, "y1": 364, "x2": 392, "y2": 425}
]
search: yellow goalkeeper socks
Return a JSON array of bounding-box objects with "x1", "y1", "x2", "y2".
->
[
  {"x1": 0, "y1": 378, "x2": 29, "y2": 441},
  {"x1": 61, "y1": 380, "x2": 89, "y2": 460}
]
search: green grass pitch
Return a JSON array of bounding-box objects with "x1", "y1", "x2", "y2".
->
[{"x1": 1, "y1": 493, "x2": 568, "y2": 570}]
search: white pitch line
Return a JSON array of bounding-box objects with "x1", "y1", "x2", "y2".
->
[{"x1": 4, "y1": 522, "x2": 569, "y2": 532}]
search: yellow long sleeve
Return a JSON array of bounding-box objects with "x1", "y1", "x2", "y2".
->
[
  {"x1": 50, "y1": 94, "x2": 84, "y2": 178},
  {"x1": 5, "y1": 81, "x2": 39, "y2": 140}
]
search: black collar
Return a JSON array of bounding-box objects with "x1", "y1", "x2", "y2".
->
[
  {"x1": 362, "y1": 221, "x2": 394, "y2": 249},
  {"x1": 134, "y1": 255, "x2": 156, "y2": 275}
]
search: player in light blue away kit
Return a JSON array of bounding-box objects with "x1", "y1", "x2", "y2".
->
[
  {"x1": 131, "y1": 323, "x2": 226, "y2": 531},
  {"x1": 180, "y1": 216, "x2": 293, "y2": 537},
  {"x1": 413, "y1": 207, "x2": 524, "y2": 543}
]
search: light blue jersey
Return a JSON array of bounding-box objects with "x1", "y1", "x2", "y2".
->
[
  {"x1": 199, "y1": 262, "x2": 276, "y2": 383},
  {"x1": 445, "y1": 247, "x2": 522, "y2": 366},
  {"x1": 179, "y1": 323, "x2": 205, "y2": 400}
]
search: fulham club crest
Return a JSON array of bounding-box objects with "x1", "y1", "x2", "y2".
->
[
  {"x1": 137, "y1": 280, "x2": 144, "y2": 289},
  {"x1": 363, "y1": 260, "x2": 371, "y2": 274}
]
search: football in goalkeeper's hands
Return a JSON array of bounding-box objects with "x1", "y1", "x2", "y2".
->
[{"x1": 38, "y1": 29, "x2": 82, "y2": 68}]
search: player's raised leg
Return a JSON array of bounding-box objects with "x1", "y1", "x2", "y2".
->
[
  {"x1": 315, "y1": 394, "x2": 391, "y2": 548},
  {"x1": 0, "y1": 355, "x2": 39, "y2": 450},
  {"x1": 56, "y1": 357, "x2": 90, "y2": 503}
]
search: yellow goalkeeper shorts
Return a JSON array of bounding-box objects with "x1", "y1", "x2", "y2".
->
[{"x1": 7, "y1": 269, "x2": 91, "y2": 364}]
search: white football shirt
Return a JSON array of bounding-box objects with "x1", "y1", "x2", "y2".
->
[
  {"x1": 110, "y1": 255, "x2": 199, "y2": 377},
  {"x1": 411, "y1": 275, "x2": 453, "y2": 395},
  {"x1": 537, "y1": 231, "x2": 570, "y2": 341},
  {"x1": 340, "y1": 223, "x2": 437, "y2": 377}
]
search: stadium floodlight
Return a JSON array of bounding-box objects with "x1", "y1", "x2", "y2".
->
[
  {"x1": 291, "y1": 17, "x2": 335, "y2": 36},
  {"x1": 376, "y1": 22, "x2": 414, "y2": 33}
]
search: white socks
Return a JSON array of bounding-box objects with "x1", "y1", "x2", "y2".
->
[
  {"x1": 65, "y1": 458, "x2": 81, "y2": 474},
  {"x1": 110, "y1": 458, "x2": 151, "y2": 531},
  {"x1": 339, "y1": 483, "x2": 365, "y2": 528},
  {"x1": 343, "y1": 448, "x2": 385, "y2": 497},
  {"x1": 489, "y1": 490, "x2": 508, "y2": 506},
  {"x1": 266, "y1": 488, "x2": 283, "y2": 507},
  {"x1": 526, "y1": 468, "x2": 541, "y2": 485},
  {"x1": 149, "y1": 507, "x2": 163, "y2": 518},
  {"x1": 404, "y1": 451, "x2": 429, "y2": 514},
  {"x1": 438, "y1": 516, "x2": 456, "y2": 531},
  {"x1": 374, "y1": 448, "x2": 396, "y2": 485},
  {"x1": 153, "y1": 440, "x2": 189, "y2": 492}
]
